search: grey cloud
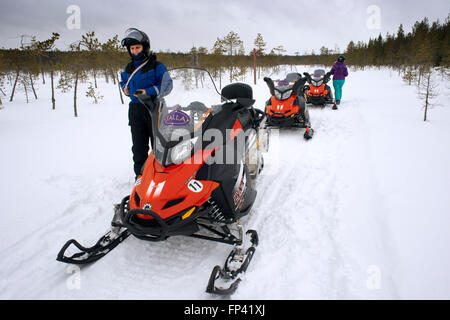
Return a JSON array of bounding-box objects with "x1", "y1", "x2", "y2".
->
[{"x1": 0, "y1": 0, "x2": 448, "y2": 53}]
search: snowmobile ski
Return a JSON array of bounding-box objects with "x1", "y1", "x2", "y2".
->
[
  {"x1": 56, "y1": 227, "x2": 130, "y2": 265},
  {"x1": 206, "y1": 228, "x2": 258, "y2": 295}
]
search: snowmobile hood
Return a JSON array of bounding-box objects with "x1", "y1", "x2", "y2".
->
[
  {"x1": 267, "y1": 95, "x2": 300, "y2": 117},
  {"x1": 131, "y1": 150, "x2": 219, "y2": 220}
]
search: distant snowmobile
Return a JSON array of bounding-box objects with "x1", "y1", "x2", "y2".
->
[
  {"x1": 56, "y1": 68, "x2": 269, "y2": 295},
  {"x1": 303, "y1": 69, "x2": 335, "y2": 108},
  {"x1": 263, "y1": 73, "x2": 314, "y2": 139}
]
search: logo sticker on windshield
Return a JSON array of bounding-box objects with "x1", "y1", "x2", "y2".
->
[{"x1": 164, "y1": 110, "x2": 191, "y2": 126}]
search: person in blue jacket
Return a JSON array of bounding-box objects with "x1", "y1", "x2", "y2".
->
[{"x1": 120, "y1": 28, "x2": 168, "y2": 178}]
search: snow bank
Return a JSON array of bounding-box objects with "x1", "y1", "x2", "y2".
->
[{"x1": 0, "y1": 67, "x2": 449, "y2": 299}]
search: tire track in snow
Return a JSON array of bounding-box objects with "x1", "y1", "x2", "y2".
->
[
  {"x1": 0, "y1": 176, "x2": 133, "y2": 298},
  {"x1": 235, "y1": 105, "x2": 359, "y2": 298}
]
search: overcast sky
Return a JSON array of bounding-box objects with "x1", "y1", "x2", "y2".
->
[{"x1": 0, "y1": 0, "x2": 448, "y2": 54}]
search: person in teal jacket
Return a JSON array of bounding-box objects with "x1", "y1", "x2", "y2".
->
[{"x1": 330, "y1": 55, "x2": 349, "y2": 106}]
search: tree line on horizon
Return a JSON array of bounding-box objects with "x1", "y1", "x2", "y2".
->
[{"x1": 0, "y1": 15, "x2": 448, "y2": 116}]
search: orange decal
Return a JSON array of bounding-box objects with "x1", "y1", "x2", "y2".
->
[{"x1": 230, "y1": 119, "x2": 243, "y2": 141}]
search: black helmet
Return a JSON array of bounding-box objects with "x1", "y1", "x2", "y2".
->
[
  {"x1": 121, "y1": 28, "x2": 150, "y2": 58},
  {"x1": 338, "y1": 55, "x2": 346, "y2": 62}
]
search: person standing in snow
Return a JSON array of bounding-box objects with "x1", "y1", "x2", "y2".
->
[
  {"x1": 330, "y1": 55, "x2": 348, "y2": 106},
  {"x1": 120, "y1": 28, "x2": 168, "y2": 179}
]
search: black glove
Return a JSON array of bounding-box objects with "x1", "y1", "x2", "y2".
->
[{"x1": 133, "y1": 89, "x2": 146, "y2": 97}]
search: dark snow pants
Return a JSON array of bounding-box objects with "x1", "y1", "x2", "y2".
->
[{"x1": 129, "y1": 102, "x2": 154, "y2": 178}]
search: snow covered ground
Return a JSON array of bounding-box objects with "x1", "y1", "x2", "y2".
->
[{"x1": 0, "y1": 66, "x2": 449, "y2": 299}]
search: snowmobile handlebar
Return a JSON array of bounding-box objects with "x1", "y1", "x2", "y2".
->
[
  {"x1": 303, "y1": 72, "x2": 313, "y2": 83},
  {"x1": 303, "y1": 72, "x2": 332, "y2": 84},
  {"x1": 264, "y1": 76, "x2": 307, "y2": 97},
  {"x1": 135, "y1": 92, "x2": 158, "y2": 113},
  {"x1": 263, "y1": 77, "x2": 276, "y2": 96},
  {"x1": 253, "y1": 108, "x2": 266, "y2": 127}
]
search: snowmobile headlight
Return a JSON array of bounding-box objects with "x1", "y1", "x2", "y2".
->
[
  {"x1": 281, "y1": 90, "x2": 292, "y2": 100},
  {"x1": 170, "y1": 137, "x2": 199, "y2": 165},
  {"x1": 274, "y1": 90, "x2": 282, "y2": 100},
  {"x1": 275, "y1": 89, "x2": 292, "y2": 101}
]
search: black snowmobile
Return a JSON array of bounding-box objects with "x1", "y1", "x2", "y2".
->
[{"x1": 56, "y1": 68, "x2": 269, "y2": 295}]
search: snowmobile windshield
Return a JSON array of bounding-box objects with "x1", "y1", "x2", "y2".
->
[
  {"x1": 311, "y1": 69, "x2": 325, "y2": 86},
  {"x1": 154, "y1": 68, "x2": 224, "y2": 166},
  {"x1": 157, "y1": 68, "x2": 223, "y2": 141},
  {"x1": 313, "y1": 69, "x2": 325, "y2": 78},
  {"x1": 274, "y1": 79, "x2": 293, "y2": 100},
  {"x1": 285, "y1": 73, "x2": 301, "y2": 83}
]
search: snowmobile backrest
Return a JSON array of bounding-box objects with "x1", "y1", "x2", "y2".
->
[
  {"x1": 221, "y1": 83, "x2": 253, "y2": 100},
  {"x1": 221, "y1": 83, "x2": 255, "y2": 109}
]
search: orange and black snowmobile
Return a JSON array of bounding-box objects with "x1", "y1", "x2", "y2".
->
[
  {"x1": 303, "y1": 69, "x2": 334, "y2": 107},
  {"x1": 264, "y1": 73, "x2": 314, "y2": 139},
  {"x1": 56, "y1": 68, "x2": 269, "y2": 295}
]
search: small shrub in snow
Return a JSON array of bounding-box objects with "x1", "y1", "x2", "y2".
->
[
  {"x1": 86, "y1": 83, "x2": 103, "y2": 104},
  {"x1": 417, "y1": 68, "x2": 439, "y2": 121},
  {"x1": 402, "y1": 67, "x2": 417, "y2": 86}
]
